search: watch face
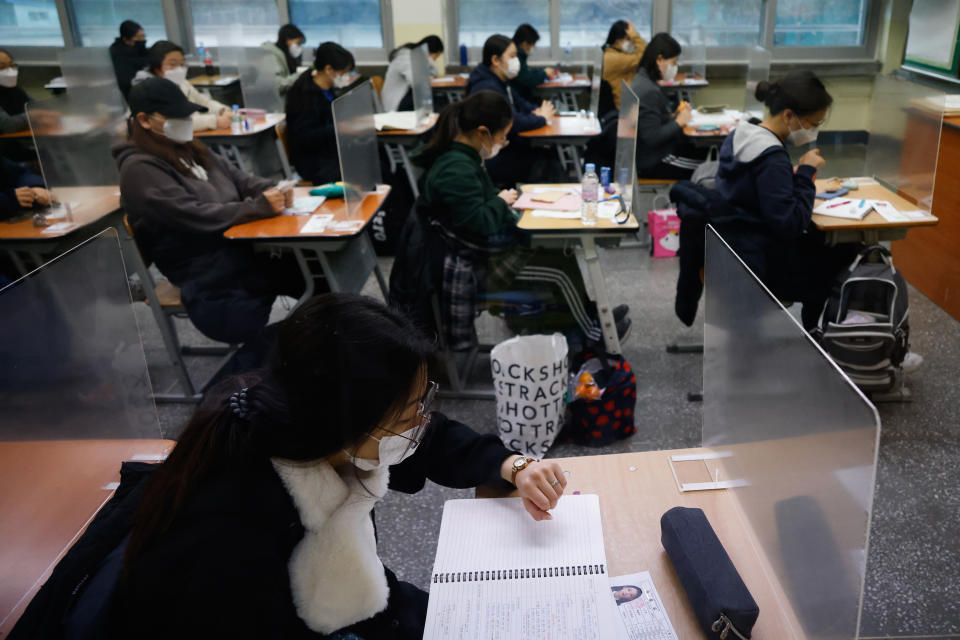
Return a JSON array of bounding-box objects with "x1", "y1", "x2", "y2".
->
[{"x1": 514, "y1": 457, "x2": 527, "y2": 470}]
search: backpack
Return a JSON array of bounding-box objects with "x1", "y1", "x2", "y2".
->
[
  {"x1": 690, "y1": 146, "x2": 719, "y2": 189},
  {"x1": 562, "y1": 350, "x2": 637, "y2": 446},
  {"x1": 812, "y1": 245, "x2": 909, "y2": 393}
]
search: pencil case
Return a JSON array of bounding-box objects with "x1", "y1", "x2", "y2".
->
[
  {"x1": 309, "y1": 182, "x2": 345, "y2": 198},
  {"x1": 660, "y1": 506, "x2": 759, "y2": 639}
]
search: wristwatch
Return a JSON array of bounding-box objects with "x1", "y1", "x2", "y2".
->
[{"x1": 511, "y1": 456, "x2": 536, "y2": 485}]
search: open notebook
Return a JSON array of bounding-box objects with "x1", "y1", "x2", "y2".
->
[{"x1": 423, "y1": 494, "x2": 620, "y2": 639}]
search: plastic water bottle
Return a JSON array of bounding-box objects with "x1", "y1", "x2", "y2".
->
[
  {"x1": 581, "y1": 163, "x2": 599, "y2": 226},
  {"x1": 459, "y1": 43, "x2": 467, "y2": 66},
  {"x1": 202, "y1": 43, "x2": 214, "y2": 76},
  {"x1": 230, "y1": 104, "x2": 241, "y2": 134}
]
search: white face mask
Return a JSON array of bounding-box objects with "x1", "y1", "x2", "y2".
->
[
  {"x1": 163, "y1": 66, "x2": 187, "y2": 85},
  {"x1": 0, "y1": 67, "x2": 18, "y2": 88},
  {"x1": 504, "y1": 56, "x2": 521, "y2": 79},
  {"x1": 787, "y1": 119, "x2": 820, "y2": 146},
  {"x1": 345, "y1": 432, "x2": 418, "y2": 471},
  {"x1": 620, "y1": 41, "x2": 635, "y2": 54},
  {"x1": 481, "y1": 130, "x2": 503, "y2": 160},
  {"x1": 661, "y1": 62, "x2": 678, "y2": 82},
  {"x1": 288, "y1": 43, "x2": 302, "y2": 59},
  {"x1": 161, "y1": 117, "x2": 194, "y2": 144},
  {"x1": 333, "y1": 73, "x2": 352, "y2": 89}
]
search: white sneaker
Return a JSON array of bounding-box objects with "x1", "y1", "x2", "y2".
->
[{"x1": 901, "y1": 351, "x2": 924, "y2": 374}]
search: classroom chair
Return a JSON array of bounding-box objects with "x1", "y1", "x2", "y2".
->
[
  {"x1": 120, "y1": 215, "x2": 236, "y2": 403},
  {"x1": 370, "y1": 75, "x2": 385, "y2": 112},
  {"x1": 274, "y1": 122, "x2": 312, "y2": 186}
]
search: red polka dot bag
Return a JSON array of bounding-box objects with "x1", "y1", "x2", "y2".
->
[{"x1": 563, "y1": 350, "x2": 637, "y2": 446}]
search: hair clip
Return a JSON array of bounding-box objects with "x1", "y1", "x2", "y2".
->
[{"x1": 229, "y1": 387, "x2": 249, "y2": 420}]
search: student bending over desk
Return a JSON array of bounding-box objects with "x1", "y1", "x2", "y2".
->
[
  {"x1": 714, "y1": 71, "x2": 859, "y2": 329},
  {"x1": 382, "y1": 35, "x2": 443, "y2": 112},
  {"x1": 114, "y1": 77, "x2": 304, "y2": 344},
  {"x1": 109, "y1": 293, "x2": 566, "y2": 639},
  {"x1": 132, "y1": 41, "x2": 231, "y2": 132},
  {"x1": 414, "y1": 91, "x2": 630, "y2": 350},
  {"x1": 285, "y1": 42, "x2": 356, "y2": 185}
]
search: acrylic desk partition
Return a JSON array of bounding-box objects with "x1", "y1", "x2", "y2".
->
[{"x1": 333, "y1": 82, "x2": 384, "y2": 219}]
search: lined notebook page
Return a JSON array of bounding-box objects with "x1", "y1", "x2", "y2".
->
[{"x1": 424, "y1": 495, "x2": 619, "y2": 639}]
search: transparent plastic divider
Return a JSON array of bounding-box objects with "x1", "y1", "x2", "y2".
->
[
  {"x1": 865, "y1": 74, "x2": 944, "y2": 211},
  {"x1": 333, "y1": 81, "x2": 383, "y2": 219},
  {"x1": 0, "y1": 229, "x2": 161, "y2": 440},
  {"x1": 238, "y1": 47, "x2": 284, "y2": 113},
  {"x1": 589, "y1": 45, "x2": 603, "y2": 117},
  {"x1": 743, "y1": 46, "x2": 771, "y2": 119},
  {"x1": 57, "y1": 47, "x2": 123, "y2": 107},
  {"x1": 411, "y1": 44, "x2": 435, "y2": 123},
  {"x1": 702, "y1": 226, "x2": 880, "y2": 639},
  {"x1": 614, "y1": 82, "x2": 639, "y2": 215},
  {"x1": 686, "y1": 26, "x2": 706, "y2": 80},
  {"x1": 218, "y1": 45, "x2": 243, "y2": 100}
]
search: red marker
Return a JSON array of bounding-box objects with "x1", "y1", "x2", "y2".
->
[{"x1": 825, "y1": 200, "x2": 852, "y2": 209}]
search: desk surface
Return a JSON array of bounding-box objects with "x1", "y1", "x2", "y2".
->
[
  {"x1": 431, "y1": 74, "x2": 468, "y2": 88},
  {"x1": 224, "y1": 186, "x2": 390, "y2": 240},
  {"x1": 0, "y1": 186, "x2": 120, "y2": 241},
  {"x1": 0, "y1": 438, "x2": 174, "y2": 634},
  {"x1": 520, "y1": 115, "x2": 601, "y2": 139},
  {"x1": 196, "y1": 113, "x2": 285, "y2": 138},
  {"x1": 188, "y1": 74, "x2": 239, "y2": 87},
  {"x1": 478, "y1": 448, "x2": 799, "y2": 638},
  {"x1": 517, "y1": 183, "x2": 639, "y2": 232},
  {"x1": 811, "y1": 179, "x2": 940, "y2": 231}
]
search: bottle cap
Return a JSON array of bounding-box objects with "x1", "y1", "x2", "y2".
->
[
  {"x1": 232, "y1": 104, "x2": 239, "y2": 109},
  {"x1": 585, "y1": 163, "x2": 595, "y2": 172}
]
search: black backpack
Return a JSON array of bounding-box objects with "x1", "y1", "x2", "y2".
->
[{"x1": 813, "y1": 245, "x2": 909, "y2": 393}]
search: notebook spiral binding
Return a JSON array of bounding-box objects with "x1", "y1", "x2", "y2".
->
[{"x1": 432, "y1": 564, "x2": 605, "y2": 584}]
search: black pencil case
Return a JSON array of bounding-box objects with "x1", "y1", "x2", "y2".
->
[{"x1": 660, "y1": 506, "x2": 759, "y2": 639}]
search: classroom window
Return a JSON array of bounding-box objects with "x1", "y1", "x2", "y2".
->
[
  {"x1": 0, "y1": 0, "x2": 64, "y2": 46},
  {"x1": 72, "y1": 0, "x2": 166, "y2": 47},
  {"x1": 774, "y1": 0, "x2": 868, "y2": 47},
  {"x1": 671, "y1": 0, "x2": 764, "y2": 47},
  {"x1": 458, "y1": 0, "x2": 550, "y2": 48},
  {"x1": 289, "y1": 0, "x2": 384, "y2": 49},
  {"x1": 558, "y1": 0, "x2": 653, "y2": 48},
  {"x1": 190, "y1": 0, "x2": 279, "y2": 48}
]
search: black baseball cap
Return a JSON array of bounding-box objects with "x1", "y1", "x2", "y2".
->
[{"x1": 128, "y1": 77, "x2": 208, "y2": 118}]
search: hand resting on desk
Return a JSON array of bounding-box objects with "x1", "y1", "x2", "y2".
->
[{"x1": 500, "y1": 455, "x2": 568, "y2": 521}]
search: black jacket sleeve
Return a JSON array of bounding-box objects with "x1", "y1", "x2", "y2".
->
[
  {"x1": 636, "y1": 89, "x2": 682, "y2": 148},
  {"x1": 388, "y1": 412, "x2": 517, "y2": 493}
]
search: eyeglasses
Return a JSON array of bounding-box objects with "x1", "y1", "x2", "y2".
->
[{"x1": 380, "y1": 380, "x2": 439, "y2": 450}]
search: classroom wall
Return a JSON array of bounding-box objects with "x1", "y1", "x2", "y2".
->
[{"x1": 391, "y1": 0, "x2": 446, "y2": 70}]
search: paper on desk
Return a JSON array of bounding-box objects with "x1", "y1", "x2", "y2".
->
[
  {"x1": 42, "y1": 202, "x2": 74, "y2": 220},
  {"x1": 40, "y1": 222, "x2": 75, "y2": 235},
  {"x1": 610, "y1": 571, "x2": 678, "y2": 640},
  {"x1": 329, "y1": 219, "x2": 365, "y2": 232},
  {"x1": 432, "y1": 76, "x2": 456, "y2": 83},
  {"x1": 552, "y1": 72, "x2": 574, "y2": 84},
  {"x1": 374, "y1": 111, "x2": 419, "y2": 131},
  {"x1": 869, "y1": 200, "x2": 908, "y2": 222},
  {"x1": 530, "y1": 209, "x2": 581, "y2": 219},
  {"x1": 215, "y1": 76, "x2": 238, "y2": 86},
  {"x1": 813, "y1": 198, "x2": 873, "y2": 220},
  {"x1": 298, "y1": 214, "x2": 334, "y2": 234},
  {"x1": 284, "y1": 196, "x2": 326, "y2": 215},
  {"x1": 688, "y1": 109, "x2": 741, "y2": 128}
]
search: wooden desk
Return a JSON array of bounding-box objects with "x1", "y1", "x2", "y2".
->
[
  {"x1": 891, "y1": 114, "x2": 960, "y2": 321},
  {"x1": 376, "y1": 113, "x2": 438, "y2": 197},
  {"x1": 0, "y1": 439, "x2": 174, "y2": 634},
  {"x1": 0, "y1": 186, "x2": 122, "y2": 275},
  {"x1": 520, "y1": 116, "x2": 601, "y2": 180},
  {"x1": 197, "y1": 113, "x2": 289, "y2": 178},
  {"x1": 517, "y1": 183, "x2": 638, "y2": 354},
  {"x1": 478, "y1": 448, "x2": 799, "y2": 638},
  {"x1": 537, "y1": 73, "x2": 591, "y2": 90},
  {"x1": 812, "y1": 178, "x2": 939, "y2": 244},
  {"x1": 431, "y1": 74, "x2": 468, "y2": 103},
  {"x1": 0, "y1": 129, "x2": 31, "y2": 140},
  {"x1": 538, "y1": 73, "x2": 591, "y2": 112},
  {"x1": 225, "y1": 186, "x2": 391, "y2": 304}
]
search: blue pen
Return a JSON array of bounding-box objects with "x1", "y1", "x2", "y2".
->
[{"x1": 858, "y1": 199, "x2": 865, "y2": 207}]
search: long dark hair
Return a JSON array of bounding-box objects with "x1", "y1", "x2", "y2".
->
[
  {"x1": 605, "y1": 20, "x2": 629, "y2": 47},
  {"x1": 285, "y1": 42, "x2": 355, "y2": 118},
  {"x1": 418, "y1": 90, "x2": 513, "y2": 166},
  {"x1": 124, "y1": 293, "x2": 433, "y2": 570},
  {"x1": 126, "y1": 117, "x2": 212, "y2": 177},
  {"x1": 389, "y1": 35, "x2": 443, "y2": 62},
  {"x1": 146, "y1": 40, "x2": 183, "y2": 75},
  {"x1": 638, "y1": 32, "x2": 681, "y2": 81},
  {"x1": 756, "y1": 71, "x2": 833, "y2": 117},
  {"x1": 482, "y1": 34, "x2": 513, "y2": 67},
  {"x1": 276, "y1": 24, "x2": 306, "y2": 73}
]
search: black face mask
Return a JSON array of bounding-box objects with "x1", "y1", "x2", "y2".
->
[{"x1": 133, "y1": 41, "x2": 146, "y2": 55}]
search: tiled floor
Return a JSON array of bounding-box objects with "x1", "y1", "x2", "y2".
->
[{"x1": 140, "y1": 234, "x2": 960, "y2": 637}]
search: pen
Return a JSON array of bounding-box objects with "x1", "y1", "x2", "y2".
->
[
  {"x1": 826, "y1": 200, "x2": 852, "y2": 209},
  {"x1": 858, "y1": 199, "x2": 865, "y2": 207}
]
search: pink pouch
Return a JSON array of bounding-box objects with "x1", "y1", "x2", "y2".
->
[{"x1": 647, "y1": 208, "x2": 681, "y2": 258}]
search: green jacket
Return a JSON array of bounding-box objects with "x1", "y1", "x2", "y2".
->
[
  {"x1": 511, "y1": 48, "x2": 547, "y2": 103},
  {"x1": 259, "y1": 41, "x2": 306, "y2": 95},
  {"x1": 419, "y1": 142, "x2": 517, "y2": 238}
]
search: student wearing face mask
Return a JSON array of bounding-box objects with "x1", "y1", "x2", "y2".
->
[
  {"x1": 415, "y1": 91, "x2": 630, "y2": 348},
  {"x1": 509, "y1": 24, "x2": 555, "y2": 104},
  {"x1": 382, "y1": 35, "x2": 443, "y2": 112},
  {"x1": 109, "y1": 292, "x2": 566, "y2": 639},
  {"x1": 284, "y1": 42, "x2": 356, "y2": 185},
  {"x1": 602, "y1": 20, "x2": 646, "y2": 110},
  {"x1": 261, "y1": 24, "x2": 308, "y2": 97},
  {"x1": 109, "y1": 20, "x2": 148, "y2": 100},
  {"x1": 113, "y1": 77, "x2": 304, "y2": 344},
  {"x1": 714, "y1": 71, "x2": 860, "y2": 329},
  {"x1": 132, "y1": 41, "x2": 231, "y2": 131},
  {"x1": 0, "y1": 49, "x2": 32, "y2": 134},
  {"x1": 466, "y1": 34, "x2": 558, "y2": 186},
  {"x1": 630, "y1": 32, "x2": 707, "y2": 179}
]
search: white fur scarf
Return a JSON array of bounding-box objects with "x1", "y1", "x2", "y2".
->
[{"x1": 271, "y1": 458, "x2": 391, "y2": 634}]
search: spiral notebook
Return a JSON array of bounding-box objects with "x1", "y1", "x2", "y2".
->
[{"x1": 423, "y1": 494, "x2": 620, "y2": 639}]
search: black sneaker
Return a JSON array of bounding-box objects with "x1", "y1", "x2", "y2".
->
[
  {"x1": 617, "y1": 317, "x2": 632, "y2": 342},
  {"x1": 614, "y1": 304, "x2": 630, "y2": 322}
]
